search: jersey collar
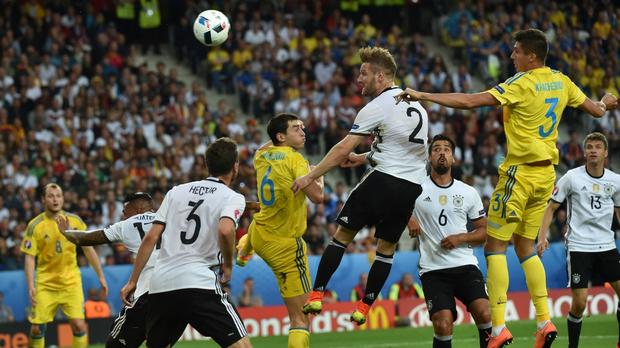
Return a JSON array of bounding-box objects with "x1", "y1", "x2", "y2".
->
[
  {"x1": 430, "y1": 176, "x2": 454, "y2": 189},
  {"x1": 206, "y1": 177, "x2": 225, "y2": 184},
  {"x1": 585, "y1": 166, "x2": 605, "y2": 179},
  {"x1": 377, "y1": 85, "x2": 399, "y2": 97}
]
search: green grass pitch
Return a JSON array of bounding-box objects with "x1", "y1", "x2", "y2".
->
[{"x1": 91, "y1": 314, "x2": 617, "y2": 347}]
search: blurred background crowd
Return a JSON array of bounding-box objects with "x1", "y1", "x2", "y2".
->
[{"x1": 0, "y1": 0, "x2": 618, "y2": 274}]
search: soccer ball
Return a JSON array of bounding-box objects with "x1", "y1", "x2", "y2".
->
[{"x1": 193, "y1": 10, "x2": 230, "y2": 46}]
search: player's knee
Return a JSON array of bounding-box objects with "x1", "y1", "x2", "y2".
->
[
  {"x1": 30, "y1": 324, "x2": 46, "y2": 338},
  {"x1": 228, "y1": 336, "x2": 252, "y2": 348},
  {"x1": 70, "y1": 319, "x2": 87, "y2": 335},
  {"x1": 432, "y1": 317, "x2": 453, "y2": 336},
  {"x1": 570, "y1": 296, "x2": 587, "y2": 315},
  {"x1": 375, "y1": 239, "x2": 397, "y2": 255}
]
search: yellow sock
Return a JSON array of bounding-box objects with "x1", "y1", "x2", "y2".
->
[
  {"x1": 72, "y1": 333, "x2": 88, "y2": 348},
  {"x1": 29, "y1": 336, "x2": 44, "y2": 348},
  {"x1": 521, "y1": 253, "x2": 550, "y2": 322},
  {"x1": 288, "y1": 328, "x2": 310, "y2": 348},
  {"x1": 486, "y1": 253, "x2": 509, "y2": 327}
]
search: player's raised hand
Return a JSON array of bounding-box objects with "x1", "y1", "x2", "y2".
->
[
  {"x1": 408, "y1": 216, "x2": 423, "y2": 238},
  {"x1": 341, "y1": 152, "x2": 367, "y2": 168},
  {"x1": 120, "y1": 281, "x2": 136, "y2": 306},
  {"x1": 55, "y1": 215, "x2": 69, "y2": 234},
  {"x1": 602, "y1": 93, "x2": 618, "y2": 110},
  {"x1": 99, "y1": 277, "x2": 109, "y2": 298},
  {"x1": 291, "y1": 174, "x2": 313, "y2": 194},
  {"x1": 394, "y1": 88, "x2": 422, "y2": 105}
]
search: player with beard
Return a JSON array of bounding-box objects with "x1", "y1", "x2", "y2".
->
[
  {"x1": 408, "y1": 135, "x2": 491, "y2": 348},
  {"x1": 292, "y1": 46, "x2": 428, "y2": 325}
]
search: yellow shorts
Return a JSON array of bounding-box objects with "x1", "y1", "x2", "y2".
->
[
  {"x1": 30, "y1": 285, "x2": 85, "y2": 324},
  {"x1": 249, "y1": 224, "x2": 312, "y2": 298},
  {"x1": 487, "y1": 163, "x2": 555, "y2": 241}
]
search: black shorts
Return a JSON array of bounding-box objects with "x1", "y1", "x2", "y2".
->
[
  {"x1": 107, "y1": 293, "x2": 148, "y2": 348},
  {"x1": 420, "y1": 265, "x2": 488, "y2": 319},
  {"x1": 145, "y1": 288, "x2": 247, "y2": 348},
  {"x1": 568, "y1": 249, "x2": 620, "y2": 289},
  {"x1": 337, "y1": 170, "x2": 423, "y2": 243}
]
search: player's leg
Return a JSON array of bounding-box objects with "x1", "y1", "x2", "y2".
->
[
  {"x1": 567, "y1": 288, "x2": 588, "y2": 348},
  {"x1": 61, "y1": 284, "x2": 88, "y2": 348},
  {"x1": 146, "y1": 291, "x2": 190, "y2": 348},
  {"x1": 596, "y1": 249, "x2": 620, "y2": 347},
  {"x1": 565, "y1": 251, "x2": 591, "y2": 348},
  {"x1": 421, "y1": 270, "x2": 456, "y2": 348},
  {"x1": 29, "y1": 289, "x2": 59, "y2": 348},
  {"x1": 187, "y1": 288, "x2": 250, "y2": 348},
  {"x1": 309, "y1": 224, "x2": 357, "y2": 295},
  {"x1": 28, "y1": 324, "x2": 47, "y2": 348},
  {"x1": 106, "y1": 294, "x2": 148, "y2": 348},
  {"x1": 456, "y1": 266, "x2": 491, "y2": 348},
  {"x1": 284, "y1": 294, "x2": 310, "y2": 348},
  {"x1": 518, "y1": 165, "x2": 556, "y2": 348}
]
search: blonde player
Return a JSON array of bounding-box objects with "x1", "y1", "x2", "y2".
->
[
  {"x1": 239, "y1": 113, "x2": 324, "y2": 348},
  {"x1": 396, "y1": 28, "x2": 617, "y2": 348},
  {"x1": 21, "y1": 183, "x2": 108, "y2": 348}
]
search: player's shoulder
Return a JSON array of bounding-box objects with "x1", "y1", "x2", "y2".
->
[
  {"x1": 604, "y1": 168, "x2": 620, "y2": 182},
  {"x1": 125, "y1": 211, "x2": 156, "y2": 224},
  {"x1": 563, "y1": 166, "x2": 584, "y2": 179},
  {"x1": 503, "y1": 71, "x2": 528, "y2": 86},
  {"x1": 25, "y1": 213, "x2": 46, "y2": 235},
  {"x1": 65, "y1": 211, "x2": 85, "y2": 222}
]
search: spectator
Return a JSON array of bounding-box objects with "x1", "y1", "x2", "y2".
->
[
  {"x1": 388, "y1": 272, "x2": 424, "y2": 301},
  {"x1": 84, "y1": 288, "x2": 111, "y2": 319},
  {"x1": 0, "y1": 291, "x2": 14, "y2": 323},
  {"x1": 237, "y1": 277, "x2": 263, "y2": 307},
  {"x1": 561, "y1": 130, "x2": 584, "y2": 169}
]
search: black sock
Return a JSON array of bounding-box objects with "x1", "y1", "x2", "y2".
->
[
  {"x1": 312, "y1": 239, "x2": 346, "y2": 291},
  {"x1": 567, "y1": 312, "x2": 583, "y2": 348},
  {"x1": 478, "y1": 325, "x2": 491, "y2": 348},
  {"x1": 433, "y1": 336, "x2": 452, "y2": 348},
  {"x1": 616, "y1": 305, "x2": 620, "y2": 344},
  {"x1": 362, "y1": 252, "x2": 393, "y2": 306}
]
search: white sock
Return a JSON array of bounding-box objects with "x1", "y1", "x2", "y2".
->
[
  {"x1": 537, "y1": 320, "x2": 550, "y2": 330},
  {"x1": 492, "y1": 325, "x2": 506, "y2": 337}
]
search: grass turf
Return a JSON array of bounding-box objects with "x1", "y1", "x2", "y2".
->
[{"x1": 91, "y1": 314, "x2": 617, "y2": 347}]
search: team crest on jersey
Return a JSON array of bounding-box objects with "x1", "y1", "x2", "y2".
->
[
  {"x1": 439, "y1": 195, "x2": 448, "y2": 206},
  {"x1": 453, "y1": 195, "x2": 464, "y2": 208},
  {"x1": 604, "y1": 184, "x2": 614, "y2": 195},
  {"x1": 572, "y1": 273, "x2": 581, "y2": 284},
  {"x1": 592, "y1": 184, "x2": 600, "y2": 193}
]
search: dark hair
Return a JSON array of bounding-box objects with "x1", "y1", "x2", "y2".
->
[
  {"x1": 205, "y1": 137, "x2": 238, "y2": 177},
  {"x1": 123, "y1": 192, "x2": 153, "y2": 204},
  {"x1": 583, "y1": 132, "x2": 608, "y2": 150},
  {"x1": 513, "y1": 29, "x2": 548, "y2": 63},
  {"x1": 358, "y1": 46, "x2": 397, "y2": 80},
  {"x1": 267, "y1": 113, "x2": 299, "y2": 145},
  {"x1": 428, "y1": 134, "x2": 456, "y2": 154}
]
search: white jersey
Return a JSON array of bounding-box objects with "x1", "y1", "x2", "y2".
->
[
  {"x1": 413, "y1": 176, "x2": 486, "y2": 275},
  {"x1": 150, "y1": 178, "x2": 246, "y2": 294},
  {"x1": 103, "y1": 212, "x2": 158, "y2": 298},
  {"x1": 351, "y1": 87, "x2": 428, "y2": 184},
  {"x1": 552, "y1": 166, "x2": 620, "y2": 252}
]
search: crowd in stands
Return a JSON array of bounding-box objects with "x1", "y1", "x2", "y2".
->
[{"x1": 0, "y1": 0, "x2": 618, "y2": 274}]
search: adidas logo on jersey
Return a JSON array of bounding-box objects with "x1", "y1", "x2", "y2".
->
[
  {"x1": 581, "y1": 186, "x2": 588, "y2": 191},
  {"x1": 340, "y1": 216, "x2": 348, "y2": 223},
  {"x1": 423, "y1": 196, "x2": 431, "y2": 202}
]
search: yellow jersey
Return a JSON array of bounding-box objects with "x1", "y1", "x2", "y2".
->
[
  {"x1": 21, "y1": 212, "x2": 87, "y2": 290},
  {"x1": 252, "y1": 146, "x2": 310, "y2": 239},
  {"x1": 487, "y1": 67, "x2": 586, "y2": 166}
]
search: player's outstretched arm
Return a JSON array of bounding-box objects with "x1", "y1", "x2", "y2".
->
[
  {"x1": 578, "y1": 93, "x2": 618, "y2": 118},
  {"x1": 24, "y1": 254, "x2": 36, "y2": 306},
  {"x1": 292, "y1": 134, "x2": 365, "y2": 193},
  {"x1": 395, "y1": 88, "x2": 500, "y2": 109},
  {"x1": 55, "y1": 215, "x2": 110, "y2": 246},
  {"x1": 121, "y1": 222, "x2": 164, "y2": 305},
  {"x1": 537, "y1": 201, "x2": 561, "y2": 257}
]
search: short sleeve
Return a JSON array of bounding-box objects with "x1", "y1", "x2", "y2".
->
[
  {"x1": 103, "y1": 221, "x2": 124, "y2": 242},
  {"x1": 68, "y1": 214, "x2": 87, "y2": 230},
  {"x1": 612, "y1": 176, "x2": 620, "y2": 207},
  {"x1": 220, "y1": 194, "x2": 246, "y2": 228},
  {"x1": 350, "y1": 103, "x2": 383, "y2": 135},
  {"x1": 486, "y1": 72, "x2": 526, "y2": 106},
  {"x1": 551, "y1": 172, "x2": 572, "y2": 203},
  {"x1": 21, "y1": 223, "x2": 38, "y2": 256},
  {"x1": 467, "y1": 187, "x2": 486, "y2": 220},
  {"x1": 564, "y1": 75, "x2": 587, "y2": 108},
  {"x1": 155, "y1": 190, "x2": 173, "y2": 224},
  {"x1": 291, "y1": 152, "x2": 310, "y2": 179}
]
